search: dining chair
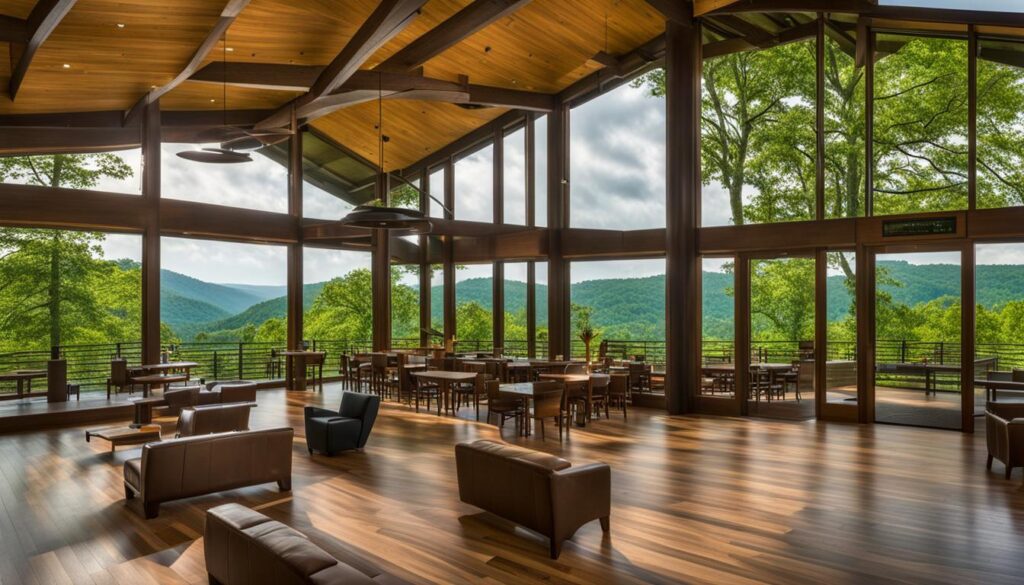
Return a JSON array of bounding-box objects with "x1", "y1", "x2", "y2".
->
[
  {"x1": 484, "y1": 379, "x2": 522, "y2": 431},
  {"x1": 370, "y1": 354, "x2": 398, "y2": 400},
  {"x1": 413, "y1": 373, "x2": 441, "y2": 415},
  {"x1": 565, "y1": 363, "x2": 588, "y2": 375},
  {"x1": 587, "y1": 374, "x2": 612, "y2": 420},
  {"x1": 106, "y1": 358, "x2": 136, "y2": 399},
  {"x1": 305, "y1": 351, "x2": 326, "y2": 392},
  {"x1": 532, "y1": 381, "x2": 569, "y2": 442},
  {"x1": 607, "y1": 374, "x2": 628, "y2": 419}
]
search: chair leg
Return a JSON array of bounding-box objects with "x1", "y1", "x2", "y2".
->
[
  {"x1": 549, "y1": 539, "x2": 561, "y2": 560},
  {"x1": 987, "y1": 454, "x2": 994, "y2": 470},
  {"x1": 539, "y1": 418, "x2": 545, "y2": 440},
  {"x1": 600, "y1": 516, "x2": 610, "y2": 532},
  {"x1": 1006, "y1": 465, "x2": 1014, "y2": 480}
]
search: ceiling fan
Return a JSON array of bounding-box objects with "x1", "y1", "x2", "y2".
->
[{"x1": 177, "y1": 33, "x2": 292, "y2": 163}]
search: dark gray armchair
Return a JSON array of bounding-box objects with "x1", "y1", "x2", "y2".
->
[{"x1": 304, "y1": 392, "x2": 380, "y2": 456}]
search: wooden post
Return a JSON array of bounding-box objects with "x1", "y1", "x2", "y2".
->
[
  {"x1": 443, "y1": 158, "x2": 456, "y2": 345},
  {"x1": 141, "y1": 99, "x2": 161, "y2": 365},
  {"x1": 419, "y1": 170, "x2": 432, "y2": 348},
  {"x1": 286, "y1": 109, "x2": 303, "y2": 351},
  {"x1": 962, "y1": 242, "x2": 975, "y2": 432},
  {"x1": 525, "y1": 115, "x2": 537, "y2": 358},
  {"x1": 493, "y1": 125, "x2": 504, "y2": 353},
  {"x1": 527, "y1": 261, "x2": 537, "y2": 358},
  {"x1": 665, "y1": 15, "x2": 701, "y2": 415},
  {"x1": 968, "y1": 25, "x2": 977, "y2": 211},
  {"x1": 546, "y1": 104, "x2": 570, "y2": 360},
  {"x1": 815, "y1": 14, "x2": 826, "y2": 221}
]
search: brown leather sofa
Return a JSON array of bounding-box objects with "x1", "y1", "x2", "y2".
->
[
  {"x1": 986, "y1": 402, "x2": 1024, "y2": 479},
  {"x1": 123, "y1": 427, "x2": 292, "y2": 519},
  {"x1": 204, "y1": 503, "x2": 408, "y2": 585},
  {"x1": 176, "y1": 403, "x2": 252, "y2": 437},
  {"x1": 454, "y1": 440, "x2": 610, "y2": 559},
  {"x1": 199, "y1": 381, "x2": 258, "y2": 405},
  {"x1": 152, "y1": 385, "x2": 201, "y2": 417}
]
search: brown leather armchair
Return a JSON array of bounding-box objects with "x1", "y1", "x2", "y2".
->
[
  {"x1": 123, "y1": 427, "x2": 292, "y2": 518},
  {"x1": 204, "y1": 503, "x2": 408, "y2": 585},
  {"x1": 455, "y1": 440, "x2": 610, "y2": 559},
  {"x1": 986, "y1": 402, "x2": 1024, "y2": 480},
  {"x1": 176, "y1": 403, "x2": 252, "y2": 438},
  {"x1": 198, "y1": 381, "x2": 258, "y2": 405}
]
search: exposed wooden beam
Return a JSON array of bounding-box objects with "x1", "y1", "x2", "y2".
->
[
  {"x1": 189, "y1": 62, "x2": 323, "y2": 91},
  {"x1": 0, "y1": 14, "x2": 28, "y2": 43},
  {"x1": 560, "y1": 34, "x2": 666, "y2": 104},
  {"x1": 695, "y1": 0, "x2": 741, "y2": 16},
  {"x1": 124, "y1": 0, "x2": 251, "y2": 125},
  {"x1": 712, "y1": 14, "x2": 775, "y2": 46},
  {"x1": 189, "y1": 64, "x2": 556, "y2": 113},
  {"x1": 0, "y1": 126, "x2": 141, "y2": 155},
  {"x1": 8, "y1": 0, "x2": 78, "y2": 100},
  {"x1": 376, "y1": 0, "x2": 532, "y2": 73},
  {"x1": 257, "y1": 0, "x2": 427, "y2": 129},
  {"x1": 702, "y1": 19, "x2": 817, "y2": 59},
  {"x1": 825, "y1": 18, "x2": 857, "y2": 59},
  {"x1": 643, "y1": 0, "x2": 691, "y2": 23}
]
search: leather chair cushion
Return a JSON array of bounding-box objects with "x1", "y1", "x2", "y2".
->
[
  {"x1": 467, "y1": 440, "x2": 571, "y2": 472},
  {"x1": 197, "y1": 390, "x2": 221, "y2": 405},
  {"x1": 124, "y1": 458, "x2": 142, "y2": 490},
  {"x1": 339, "y1": 392, "x2": 373, "y2": 418},
  {"x1": 308, "y1": 416, "x2": 346, "y2": 427}
]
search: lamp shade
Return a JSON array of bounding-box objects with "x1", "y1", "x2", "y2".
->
[
  {"x1": 339, "y1": 205, "x2": 432, "y2": 233},
  {"x1": 175, "y1": 147, "x2": 252, "y2": 163}
]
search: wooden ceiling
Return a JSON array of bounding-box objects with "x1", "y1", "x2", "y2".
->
[
  {"x1": 4, "y1": 0, "x2": 1023, "y2": 171},
  {"x1": 0, "y1": 0, "x2": 666, "y2": 170}
]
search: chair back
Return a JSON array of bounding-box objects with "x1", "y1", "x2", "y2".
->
[
  {"x1": 485, "y1": 379, "x2": 502, "y2": 400},
  {"x1": 1013, "y1": 368, "x2": 1024, "y2": 383},
  {"x1": 564, "y1": 363, "x2": 588, "y2": 375},
  {"x1": 463, "y1": 361, "x2": 486, "y2": 374},
  {"x1": 110, "y1": 358, "x2": 128, "y2": 385},
  {"x1": 608, "y1": 373, "x2": 628, "y2": 397},
  {"x1": 797, "y1": 360, "x2": 814, "y2": 389},
  {"x1": 428, "y1": 357, "x2": 447, "y2": 370},
  {"x1": 590, "y1": 374, "x2": 611, "y2": 397},
  {"x1": 307, "y1": 351, "x2": 326, "y2": 367},
  {"x1": 371, "y1": 353, "x2": 388, "y2": 371},
  {"x1": 532, "y1": 381, "x2": 564, "y2": 418}
]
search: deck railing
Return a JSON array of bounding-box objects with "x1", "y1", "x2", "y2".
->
[{"x1": 3, "y1": 336, "x2": 1016, "y2": 397}]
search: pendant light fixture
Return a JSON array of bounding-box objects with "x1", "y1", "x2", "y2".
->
[
  {"x1": 177, "y1": 32, "x2": 252, "y2": 164},
  {"x1": 339, "y1": 71, "x2": 452, "y2": 233}
]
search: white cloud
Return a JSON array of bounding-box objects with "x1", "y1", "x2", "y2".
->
[
  {"x1": 161, "y1": 236, "x2": 286, "y2": 285},
  {"x1": 570, "y1": 258, "x2": 665, "y2": 284},
  {"x1": 454, "y1": 145, "x2": 494, "y2": 222},
  {"x1": 98, "y1": 233, "x2": 142, "y2": 262},
  {"x1": 161, "y1": 144, "x2": 288, "y2": 213},
  {"x1": 304, "y1": 247, "x2": 372, "y2": 283}
]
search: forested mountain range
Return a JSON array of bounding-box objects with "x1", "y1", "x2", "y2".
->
[{"x1": 160, "y1": 261, "x2": 1024, "y2": 342}]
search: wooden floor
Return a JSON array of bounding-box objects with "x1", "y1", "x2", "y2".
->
[{"x1": 1, "y1": 383, "x2": 1023, "y2": 584}]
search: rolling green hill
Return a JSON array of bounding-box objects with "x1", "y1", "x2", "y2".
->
[{"x1": 163, "y1": 261, "x2": 1024, "y2": 342}]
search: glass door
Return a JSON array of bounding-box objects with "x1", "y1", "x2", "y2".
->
[
  {"x1": 872, "y1": 248, "x2": 964, "y2": 430},
  {"x1": 746, "y1": 255, "x2": 816, "y2": 420}
]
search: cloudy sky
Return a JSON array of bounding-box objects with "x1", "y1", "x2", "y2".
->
[{"x1": 880, "y1": 0, "x2": 1023, "y2": 10}]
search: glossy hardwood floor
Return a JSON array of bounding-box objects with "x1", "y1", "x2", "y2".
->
[{"x1": 1, "y1": 383, "x2": 1023, "y2": 584}]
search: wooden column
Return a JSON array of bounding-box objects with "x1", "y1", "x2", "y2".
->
[
  {"x1": 286, "y1": 112, "x2": 303, "y2": 351},
  {"x1": 815, "y1": 14, "x2": 825, "y2": 221},
  {"x1": 865, "y1": 28, "x2": 875, "y2": 217},
  {"x1": 664, "y1": 16, "x2": 701, "y2": 415},
  {"x1": 525, "y1": 115, "x2": 537, "y2": 358},
  {"x1": 526, "y1": 261, "x2": 536, "y2": 358},
  {"x1": 961, "y1": 242, "x2": 975, "y2": 432},
  {"x1": 492, "y1": 125, "x2": 504, "y2": 352},
  {"x1": 443, "y1": 159, "x2": 456, "y2": 343},
  {"x1": 968, "y1": 25, "x2": 978, "y2": 211},
  {"x1": 419, "y1": 170, "x2": 432, "y2": 347},
  {"x1": 372, "y1": 173, "x2": 391, "y2": 351},
  {"x1": 141, "y1": 99, "x2": 161, "y2": 365},
  {"x1": 546, "y1": 104, "x2": 570, "y2": 360}
]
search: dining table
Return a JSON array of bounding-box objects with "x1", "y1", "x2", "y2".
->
[
  {"x1": 498, "y1": 382, "x2": 544, "y2": 436},
  {"x1": 410, "y1": 370, "x2": 478, "y2": 416},
  {"x1": 281, "y1": 350, "x2": 323, "y2": 391},
  {"x1": 127, "y1": 361, "x2": 199, "y2": 397},
  {"x1": 0, "y1": 369, "x2": 47, "y2": 399}
]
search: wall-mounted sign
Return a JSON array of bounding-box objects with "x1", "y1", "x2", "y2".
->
[{"x1": 882, "y1": 217, "x2": 957, "y2": 238}]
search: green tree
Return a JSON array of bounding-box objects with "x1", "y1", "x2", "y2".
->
[
  {"x1": 456, "y1": 301, "x2": 492, "y2": 343},
  {"x1": 0, "y1": 153, "x2": 134, "y2": 350}
]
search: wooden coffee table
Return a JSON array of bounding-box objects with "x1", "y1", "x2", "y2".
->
[{"x1": 85, "y1": 425, "x2": 162, "y2": 452}]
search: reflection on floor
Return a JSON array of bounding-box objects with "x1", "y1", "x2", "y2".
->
[{"x1": 3, "y1": 382, "x2": 1024, "y2": 583}]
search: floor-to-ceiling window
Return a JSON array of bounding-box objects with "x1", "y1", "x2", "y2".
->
[
  {"x1": 504, "y1": 127, "x2": 527, "y2": 225},
  {"x1": 503, "y1": 262, "x2": 529, "y2": 355},
  {"x1": 161, "y1": 237, "x2": 286, "y2": 381},
  {"x1": 700, "y1": 257, "x2": 735, "y2": 400},
  {"x1": 455, "y1": 263, "x2": 493, "y2": 352},
  {"x1": 454, "y1": 145, "x2": 493, "y2": 223},
  {"x1": 302, "y1": 247, "x2": 373, "y2": 359}
]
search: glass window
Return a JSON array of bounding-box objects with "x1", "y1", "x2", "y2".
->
[
  {"x1": 0, "y1": 149, "x2": 142, "y2": 195},
  {"x1": 428, "y1": 167, "x2": 446, "y2": 219},
  {"x1": 294, "y1": 131, "x2": 378, "y2": 220},
  {"x1": 160, "y1": 237, "x2": 286, "y2": 380},
  {"x1": 503, "y1": 128, "x2": 527, "y2": 225},
  {"x1": 0, "y1": 230, "x2": 141, "y2": 395},
  {"x1": 696, "y1": 41, "x2": 816, "y2": 226},
  {"x1": 700, "y1": 257, "x2": 734, "y2": 399},
  {"x1": 303, "y1": 247, "x2": 372, "y2": 354},
  {"x1": 872, "y1": 35, "x2": 968, "y2": 215},
  {"x1": 826, "y1": 251, "x2": 857, "y2": 404},
  {"x1": 824, "y1": 24, "x2": 866, "y2": 219},
  {"x1": 977, "y1": 38, "x2": 1024, "y2": 209},
  {"x1": 975, "y1": 244, "x2": 1024, "y2": 407},
  {"x1": 391, "y1": 263, "x2": 419, "y2": 346},
  {"x1": 503, "y1": 262, "x2": 529, "y2": 355},
  {"x1": 390, "y1": 177, "x2": 420, "y2": 211},
  {"x1": 535, "y1": 261, "x2": 548, "y2": 356},
  {"x1": 455, "y1": 263, "x2": 493, "y2": 351},
  {"x1": 430, "y1": 263, "x2": 444, "y2": 337},
  {"x1": 162, "y1": 143, "x2": 288, "y2": 212},
  {"x1": 454, "y1": 144, "x2": 493, "y2": 222},
  {"x1": 569, "y1": 81, "x2": 666, "y2": 229},
  {"x1": 569, "y1": 259, "x2": 666, "y2": 367},
  {"x1": 535, "y1": 116, "x2": 548, "y2": 227}
]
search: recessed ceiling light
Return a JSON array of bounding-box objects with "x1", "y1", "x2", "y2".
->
[
  {"x1": 210, "y1": 98, "x2": 216, "y2": 102},
  {"x1": 226, "y1": 47, "x2": 234, "y2": 52},
  {"x1": 116, "y1": 23, "x2": 125, "y2": 28},
  {"x1": 62, "y1": 63, "x2": 70, "y2": 69}
]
